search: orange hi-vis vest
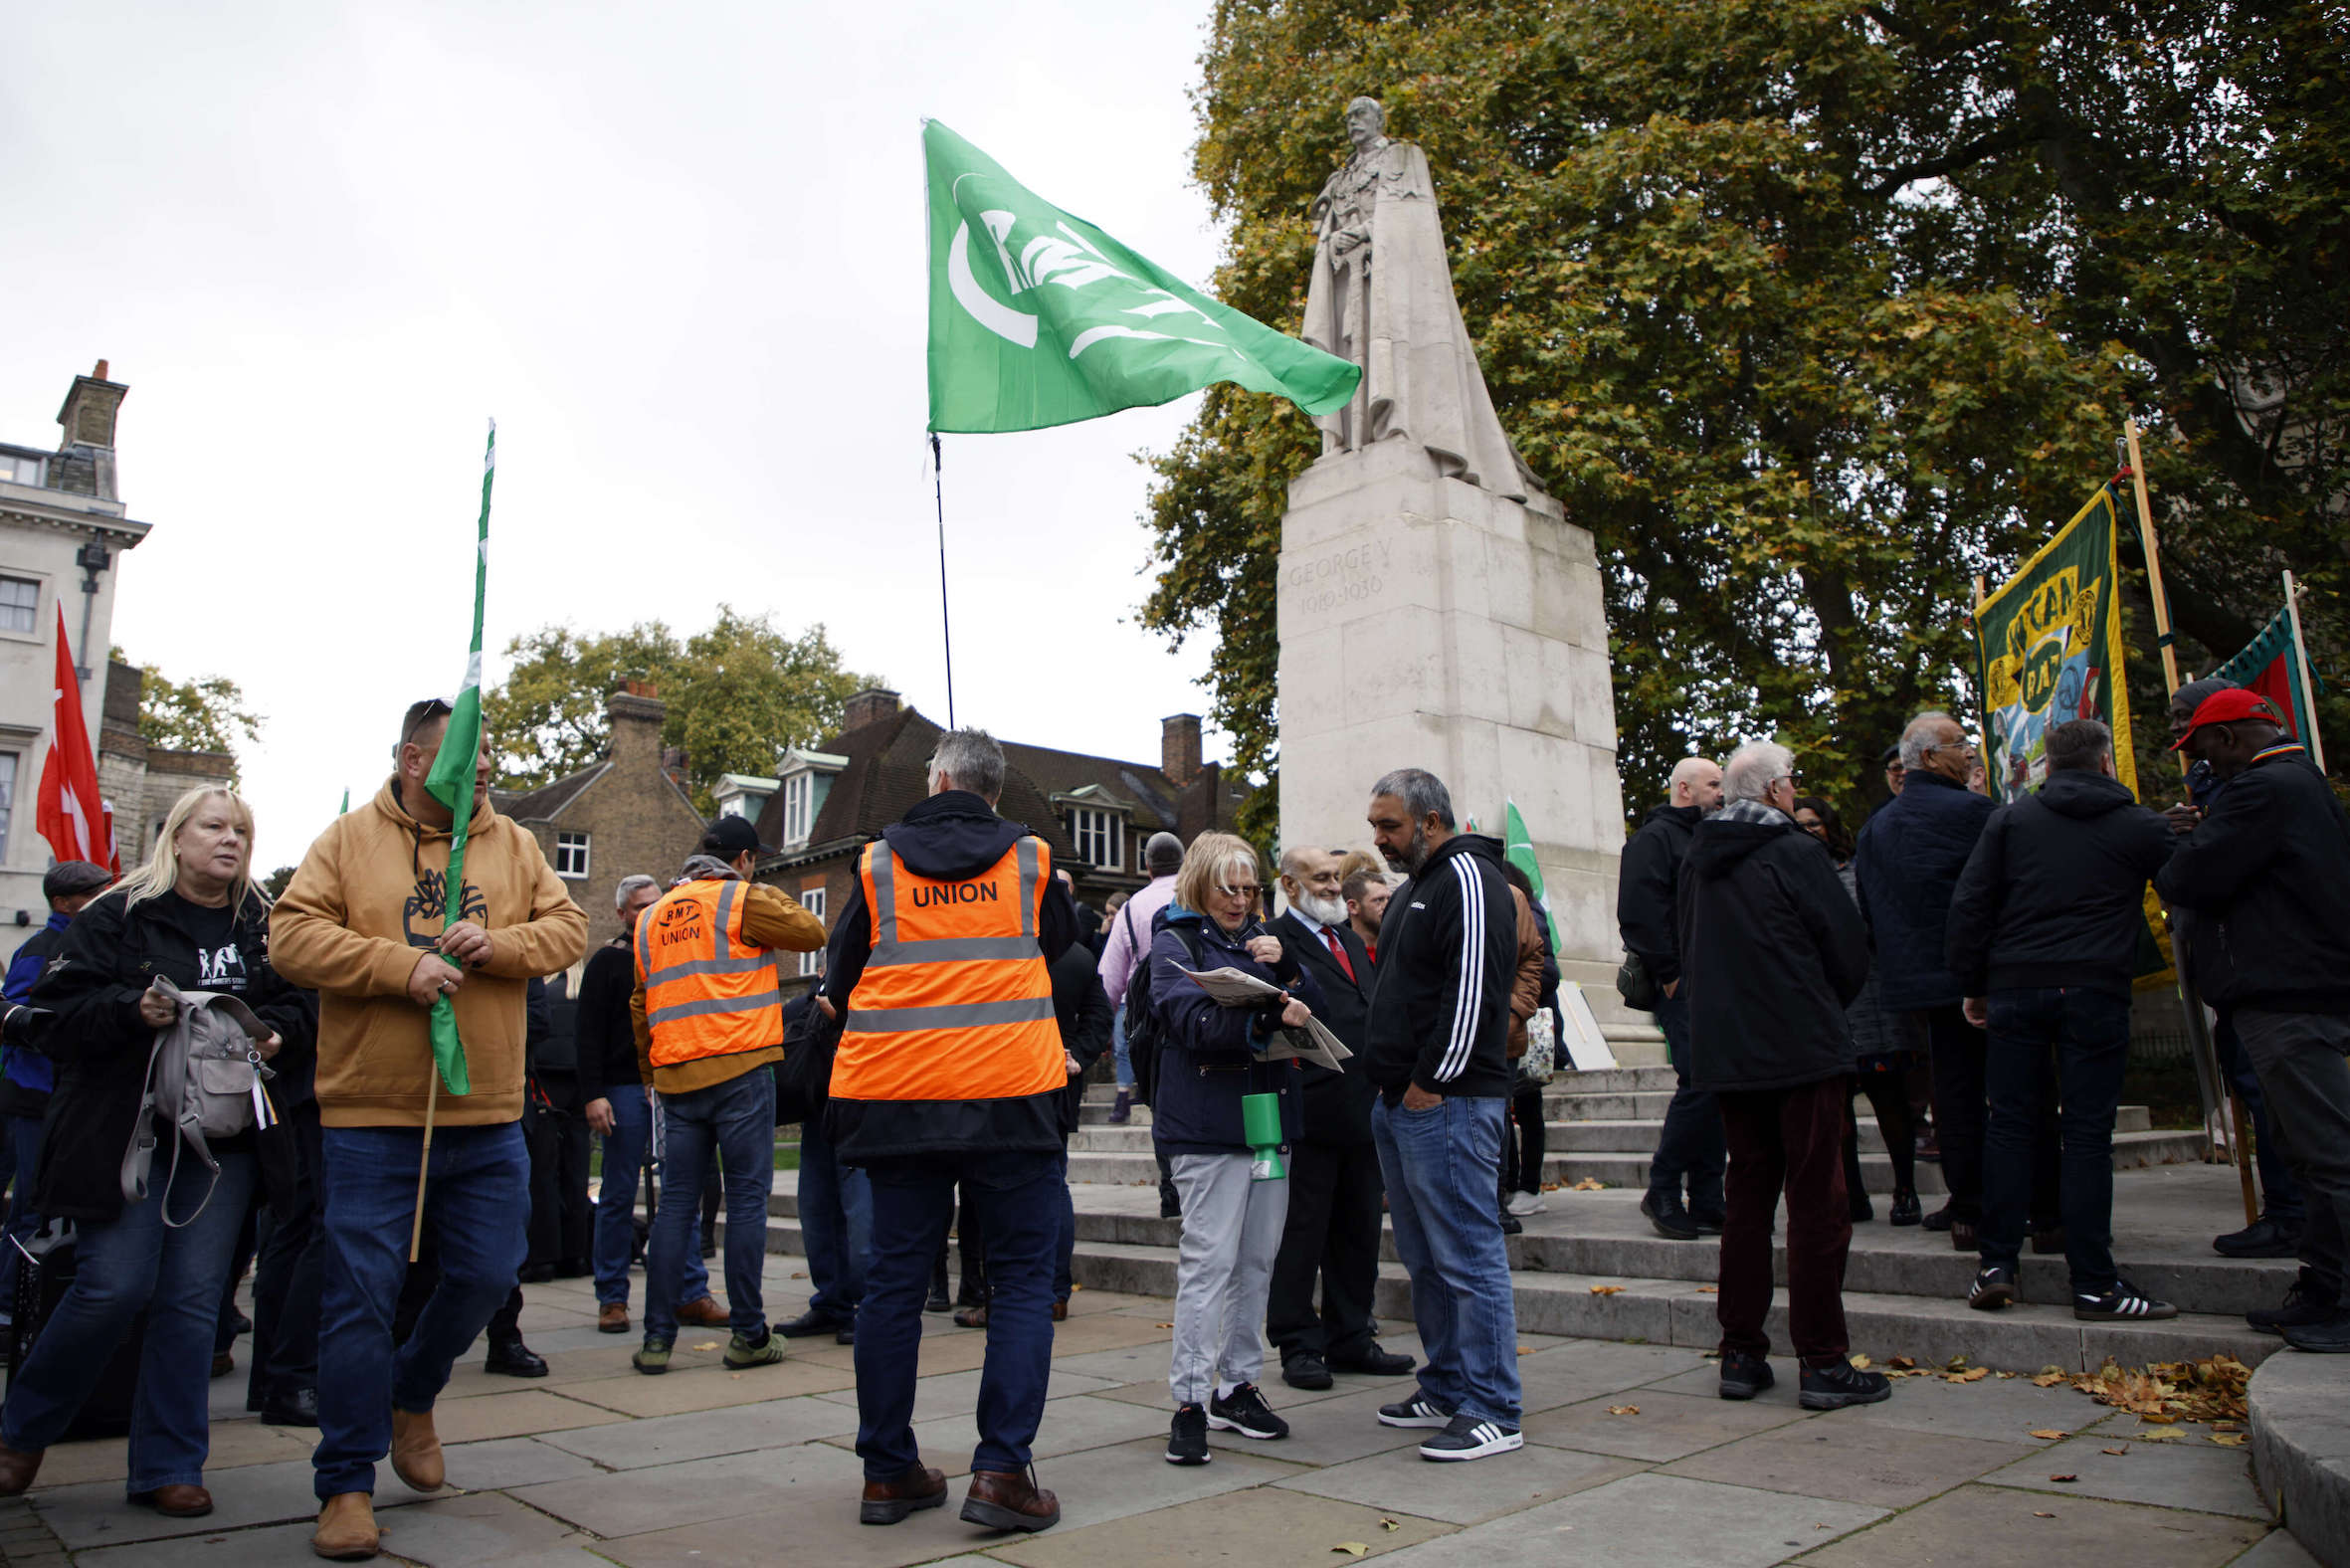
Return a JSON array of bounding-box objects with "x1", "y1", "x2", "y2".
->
[
  {"x1": 832, "y1": 836, "x2": 1063, "y2": 1103},
  {"x1": 634, "y1": 877, "x2": 786, "y2": 1072}
]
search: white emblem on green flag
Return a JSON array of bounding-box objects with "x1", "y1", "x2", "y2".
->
[
  {"x1": 924, "y1": 119, "x2": 1361, "y2": 433},
  {"x1": 419, "y1": 419, "x2": 495, "y2": 1096}
]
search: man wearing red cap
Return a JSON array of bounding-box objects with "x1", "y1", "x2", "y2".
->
[{"x1": 2157, "y1": 688, "x2": 2350, "y2": 1354}]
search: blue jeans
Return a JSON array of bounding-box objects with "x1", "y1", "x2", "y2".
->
[
  {"x1": 4, "y1": 1112, "x2": 45, "y2": 1254},
  {"x1": 644, "y1": 1068, "x2": 774, "y2": 1342},
  {"x1": 313, "y1": 1122, "x2": 528, "y2": 1499},
  {"x1": 2, "y1": 1147, "x2": 255, "y2": 1492},
  {"x1": 1372, "y1": 1095, "x2": 1521, "y2": 1427},
  {"x1": 1982, "y1": 987, "x2": 2130, "y2": 1291},
  {"x1": 797, "y1": 1111, "x2": 870, "y2": 1322},
  {"x1": 1111, "y1": 1006, "x2": 1135, "y2": 1089},
  {"x1": 1648, "y1": 992, "x2": 1725, "y2": 1215},
  {"x1": 592, "y1": 1083, "x2": 708, "y2": 1308},
  {"x1": 855, "y1": 1149, "x2": 1061, "y2": 1478}
]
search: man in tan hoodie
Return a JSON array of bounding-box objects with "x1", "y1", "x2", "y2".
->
[{"x1": 274, "y1": 697, "x2": 587, "y2": 1560}]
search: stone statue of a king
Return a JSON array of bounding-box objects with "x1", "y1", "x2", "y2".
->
[{"x1": 1301, "y1": 97, "x2": 1534, "y2": 502}]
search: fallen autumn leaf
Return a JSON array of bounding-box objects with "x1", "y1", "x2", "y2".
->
[
  {"x1": 1590, "y1": 1285, "x2": 1625, "y2": 1296},
  {"x1": 1606, "y1": 1405, "x2": 1640, "y2": 1416},
  {"x1": 1332, "y1": 1544, "x2": 1369, "y2": 1557},
  {"x1": 2029, "y1": 1430, "x2": 2067, "y2": 1441}
]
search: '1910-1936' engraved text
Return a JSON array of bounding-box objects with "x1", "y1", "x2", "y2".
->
[{"x1": 1284, "y1": 539, "x2": 1391, "y2": 618}]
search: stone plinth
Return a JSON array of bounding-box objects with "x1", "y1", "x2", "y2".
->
[{"x1": 1276, "y1": 441, "x2": 1627, "y2": 1006}]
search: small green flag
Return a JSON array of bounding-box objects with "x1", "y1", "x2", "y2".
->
[
  {"x1": 1502, "y1": 799, "x2": 1562, "y2": 951},
  {"x1": 419, "y1": 420, "x2": 495, "y2": 1096},
  {"x1": 924, "y1": 119, "x2": 1360, "y2": 433},
  {"x1": 338, "y1": 787, "x2": 349, "y2": 816}
]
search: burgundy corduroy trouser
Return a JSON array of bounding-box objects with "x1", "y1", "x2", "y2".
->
[{"x1": 1714, "y1": 1077, "x2": 1854, "y2": 1367}]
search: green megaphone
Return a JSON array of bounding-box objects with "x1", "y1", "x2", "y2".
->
[{"x1": 1242, "y1": 1091, "x2": 1286, "y2": 1182}]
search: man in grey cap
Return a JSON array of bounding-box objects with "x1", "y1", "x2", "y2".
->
[
  {"x1": 1, "y1": 861, "x2": 114, "y2": 1250},
  {"x1": 1098, "y1": 832, "x2": 1187, "y2": 1128}
]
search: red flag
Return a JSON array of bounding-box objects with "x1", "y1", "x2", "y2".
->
[{"x1": 35, "y1": 605, "x2": 116, "y2": 874}]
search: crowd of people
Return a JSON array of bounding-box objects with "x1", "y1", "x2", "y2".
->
[{"x1": 0, "y1": 685, "x2": 2342, "y2": 1556}]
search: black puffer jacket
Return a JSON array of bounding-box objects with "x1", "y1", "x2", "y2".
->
[
  {"x1": 1676, "y1": 802, "x2": 1870, "y2": 1092},
  {"x1": 29, "y1": 886, "x2": 317, "y2": 1223},
  {"x1": 1616, "y1": 803, "x2": 1700, "y2": 987},
  {"x1": 1945, "y1": 769, "x2": 2177, "y2": 998},
  {"x1": 2155, "y1": 745, "x2": 2350, "y2": 1014}
]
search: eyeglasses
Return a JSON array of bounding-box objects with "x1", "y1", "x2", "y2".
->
[
  {"x1": 400, "y1": 697, "x2": 454, "y2": 750},
  {"x1": 1218, "y1": 883, "x2": 1263, "y2": 898},
  {"x1": 1924, "y1": 741, "x2": 1979, "y2": 758}
]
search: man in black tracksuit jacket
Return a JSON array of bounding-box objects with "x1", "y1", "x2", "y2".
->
[
  {"x1": 1361, "y1": 769, "x2": 1525, "y2": 1460},
  {"x1": 1944, "y1": 720, "x2": 2179, "y2": 1318},
  {"x1": 2156, "y1": 692, "x2": 2350, "y2": 1352},
  {"x1": 1616, "y1": 756, "x2": 1726, "y2": 1237}
]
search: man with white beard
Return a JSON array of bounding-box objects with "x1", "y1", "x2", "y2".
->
[{"x1": 1264, "y1": 847, "x2": 1415, "y2": 1390}]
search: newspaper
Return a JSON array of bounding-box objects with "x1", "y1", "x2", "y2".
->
[{"x1": 1176, "y1": 966, "x2": 1355, "y2": 1073}]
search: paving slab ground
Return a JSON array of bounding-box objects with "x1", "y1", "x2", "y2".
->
[{"x1": 0, "y1": 1252, "x2": 2305, "y2": 1566}]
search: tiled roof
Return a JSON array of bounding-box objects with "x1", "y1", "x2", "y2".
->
[{"x1": 490, "y1": 761, "x2": 611, "y2": 823}]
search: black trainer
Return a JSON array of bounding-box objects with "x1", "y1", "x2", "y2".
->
[
  {"x1": 1717, "y1": 1351, "x2": 1773, "y2": 1401},
  {"x1": 1208, "y1": 1383, "x2": 1288, "y2": 1440},
  {"x1": 2073, "y1": 1279, "x2": 2178, "y2": 1322},
  {"x1": 1688, "y1": 1207, "x2": 1725, "y2": 1236},
  {"x1": 1799, "y1": 1359, "x2": 1892, "y2": 1411},
  {"x1": 2217, "y1": 1216, "x2": 2305, "y2": 1261},
  {"x1": 1418, "y1": 1413, "x2": 1522, "y2": 1462},
  {"x1": 1166, "y1": 1403, "x2": 1210, "y2": 1466},
  {"x1": 2278, "y1": 1310, "x2": 2350, "y2": 1354},
  {"x1": 1376, "y1": 1390, "x2": 1455, "y2": 1428},
  {"x1": 1968, "y1": 1264, "x2": 2018, "y2": 1311},
  {"x1": 1642, "y1": 1191, "x2": 1700, "y2": 1241},
  {"x1": 1281, "y1": 1353, "x2": 1334, "y2": 1392},
  {"x1": 2250, "y1": 1270, "x2": 2337, "y2": 1335}
]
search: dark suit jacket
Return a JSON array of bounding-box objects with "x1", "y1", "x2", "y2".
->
[{"x1": 1273, "y1": 910, "x2": 1377, "y2": 1146}]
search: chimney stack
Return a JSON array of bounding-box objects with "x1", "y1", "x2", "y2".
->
[
  {"x1": 58, "y1": 361, "x2": 127, "y2": 450},
  {"x1": 843, "y1": 687, "x2": 900, "y2": 732},
  {"x1": 607, "y1": 685, "x2": 666, "y2": 765},
  {"x1": 1161, "y1": 713, "x2": 1203, "y2": 788}
]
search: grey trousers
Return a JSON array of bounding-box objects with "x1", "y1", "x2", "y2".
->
[
  {"x1": 2236, "y1": 1009, "x2": 2350, "y2": 1300},
  {"x1": 1167, "y1": 1152, "x2": 1289, "y2": 1407}
]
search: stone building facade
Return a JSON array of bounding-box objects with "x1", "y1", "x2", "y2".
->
[
  {"x1": 736, "y1": 688, "x2": 1249, "y2": 997},
  {"x1": 94, "y1": 658, "x2": 234, "y2": 872},
  {"x1": 1, "y1": 363, "x2": 153, "y2": 963},
  {"x1": 490, "y1": 684, "x2": 705, "y2": 950}
]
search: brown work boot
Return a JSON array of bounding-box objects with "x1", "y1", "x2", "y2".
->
[
  {"x1": 129, "y1": 1482, "x2": 213, "y2": 1516},
  {"x1": 859, "y1": 1463, "x2": 947, "y2": 1525},
  {"x1": 0, "y1": 1441, "x2": 43, "y2": 1496},
  {"x1": 311, "y1": 1491, "x2": 380, "y2": 1559},
  {"x1": 676, "y1": 1295, "x2": 730, "y2": 1328},
  {"x1": 961, "y1": 1468, "x2": 1060, "y2": 1533},
  {"x1": 598, "y1": 1301, "x2": 630, "y2": 1334},
  {"x1": 389, "y1": 1407, "x2": 444, "y2": 1492}
]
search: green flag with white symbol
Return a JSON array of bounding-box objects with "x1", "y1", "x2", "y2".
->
[{"x1": 924, "y1": 120, "x2": 1361, "y2": 433}]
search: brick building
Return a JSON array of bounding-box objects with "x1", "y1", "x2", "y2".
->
[
  {"x1": 94, "y1": 658, "x2": 234, "y2": 866},
  {"x1": 490, "y1": 684, "x2": 704, "y2": 951},
  {"x1": 729, "y1": 688, "x2": 1248, "y2": 995}
]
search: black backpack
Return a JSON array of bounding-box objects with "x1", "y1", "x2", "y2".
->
[{"x1": 1119, "y1": 903, "x2": 1201, "y2": 1108}]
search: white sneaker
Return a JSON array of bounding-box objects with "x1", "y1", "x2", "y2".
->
[{"x1": 1504, "y1": 1190, "x2": 1545, "y2": 1217}]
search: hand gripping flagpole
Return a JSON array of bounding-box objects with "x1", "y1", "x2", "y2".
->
[{"x1": 413, "y1": 419, "x2": 494, "y2": 1261}]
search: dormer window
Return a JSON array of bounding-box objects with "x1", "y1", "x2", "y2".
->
[
  {"x1": 783, "y1": 772, "x2": 814, "y2": 846},
  {"x1": 1067, "y1": 806, "x2": 1122, "y2": 870}
]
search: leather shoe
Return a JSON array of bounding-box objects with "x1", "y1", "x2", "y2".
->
[
  {"x1": 777, "y1": 1308, "x2": 850, "y2": 1339},
  {"x1": 389, "y1": 1407, "x2": 445, "y2": 1492},
  {"x1": 1329, "y1": 1343, "x2": 1416, "y2": 1377},
  {"x1": 262, "y1": 1386, "x2": 321, "y2": 1427},
  {"x1": 486, "y1": 1339, "x2": 548, "y2": 1378},
  {"x1": 954, "y1": 1304, "x2": 989, "y2": 1329},
  {"x1": 312, "y1": 1491, "x2": 379, "y2": 1560},
  {"x1": 129, "y1": 1483, "x2": 213, "y2": 1517},
  {"x1": 1052, "y1": 1299, "x2": 1069, "y2": 1322},
  {"x1": 1641, "y1": 1191, "x2": 1700, "y2": 1241},
  {"x1": 860, "y1": 1463, "x2": 946, "y2": 1524},
  {"x1": 675, "y1": 1295, "x2": 730, "y2": 1328},
  {"x1": 598, "y1": 1302, "x2": 631, "y2": 1334},
  {"x1": 1950, "y1": 1219, "x2": 1979, "y2": 1252},
  {"x1": 1282, "y1": 1352, "x2": 1334, "y2": 1391},
  {"x1": 961, "y1": 1468, "x2": 1060, "y2": 1533},
  {"x1": 0, "y1": 1441, "x2": 43, "y2": 1495},
  {"x1": 1687, "y1": 1209, "x2": 1726, "y2": 1236},
  {"x1": 2216, "y1": 1216, "x2": 2304, "y2": 1260}
]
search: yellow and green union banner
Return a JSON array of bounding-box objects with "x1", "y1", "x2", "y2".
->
[{"x1": 1975, "y1": 480, "x2": 2166, "y2": 980}]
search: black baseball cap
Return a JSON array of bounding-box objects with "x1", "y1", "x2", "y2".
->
[
  {"x1": 1879, "y1": 745, "x2": 1902, "y2": 767},
  {"x1": 43, "y1": 861, "x2": 113, "y2": 902},
  {"x1": 701, "y1": 814, "x2": 777, "y2": 860}
]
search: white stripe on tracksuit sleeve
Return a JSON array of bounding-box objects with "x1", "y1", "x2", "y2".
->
[{"x1": 1436, "y1": 857, "x2": 1485, "y2": 1080}]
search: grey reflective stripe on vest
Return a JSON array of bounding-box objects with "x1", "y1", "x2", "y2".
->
[
  {"x1": 846, "y1": 995, "x2": 1055, "y2": 1033},
  {"x1": 1015, "y1": 837, "x2": 1038, "y2": 937},
  {"x1": 644, "y1": 952, "x2": 780, "y2": 984},
  {"x1": 712, "y1": 879, "x2": 740, "y2": 960},
  {"x1": 870, "y1": 845, "x2": 899, "y2": 946},
  {"x1": 649, "y1": 990, "x2": 780, "y2": 1027},
  {"x1": 871, "y1": 935, "x2": 1041, "y2": 965}
]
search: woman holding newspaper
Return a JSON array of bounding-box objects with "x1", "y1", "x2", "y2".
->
[{"x1": 1146, "y1": 833, "x2": 1327, "y2": 1467}]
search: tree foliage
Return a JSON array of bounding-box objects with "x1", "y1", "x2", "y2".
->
[
  {"x1": 1143, "y1": 0, "x2": 2349, "y2": 827},
  {"x1": 122, "y1": 651, "x2": 264, "y2": 780},
  {"x1": 482, "y1": 609, "x2": 878, "y2": 812}
]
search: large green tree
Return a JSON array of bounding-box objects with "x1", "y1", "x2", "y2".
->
[
  {"x1": 117, "y1": 650, "x2": 264, "y2": 781},
  {"x1": 1143, "y1": 0, "x2": 2348, "y2": 832},
  {"x1": 482, "y1": 609, "x2": 878, "y2": 812}
]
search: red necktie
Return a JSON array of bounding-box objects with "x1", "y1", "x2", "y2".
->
[{"x1": 1324, "y1": 927, "x2": 1356, "y2": 983}]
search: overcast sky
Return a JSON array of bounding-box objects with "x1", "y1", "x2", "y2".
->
[{"x1": 3, "y1": 1, "x2": 1244, "y2": 874}]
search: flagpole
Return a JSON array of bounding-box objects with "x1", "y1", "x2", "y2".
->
[
  {"x1": 410, "y1": 1070, "x2": 437, "y2": 1263},
  {"x1": 2122, "y1": 419, "x2": 2181, "y2": 694},
  {"x1": 2284, "y1": 570, "x2": 2327, "y2": 773},
  {"x1": 931, "y1": 433, "x2": 956, "y2": 729}
]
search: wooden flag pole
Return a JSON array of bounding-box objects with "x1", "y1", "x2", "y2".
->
[
  {"x1": 2123, "y1": 420, "x2": 2182, "y2": 694},
  {"x1": 410, "y1": 1066, "x2": 439, "y2": 1263},
  {"x1": 2284, "y1": 570, "x2": 2328, "y2": 773}
]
